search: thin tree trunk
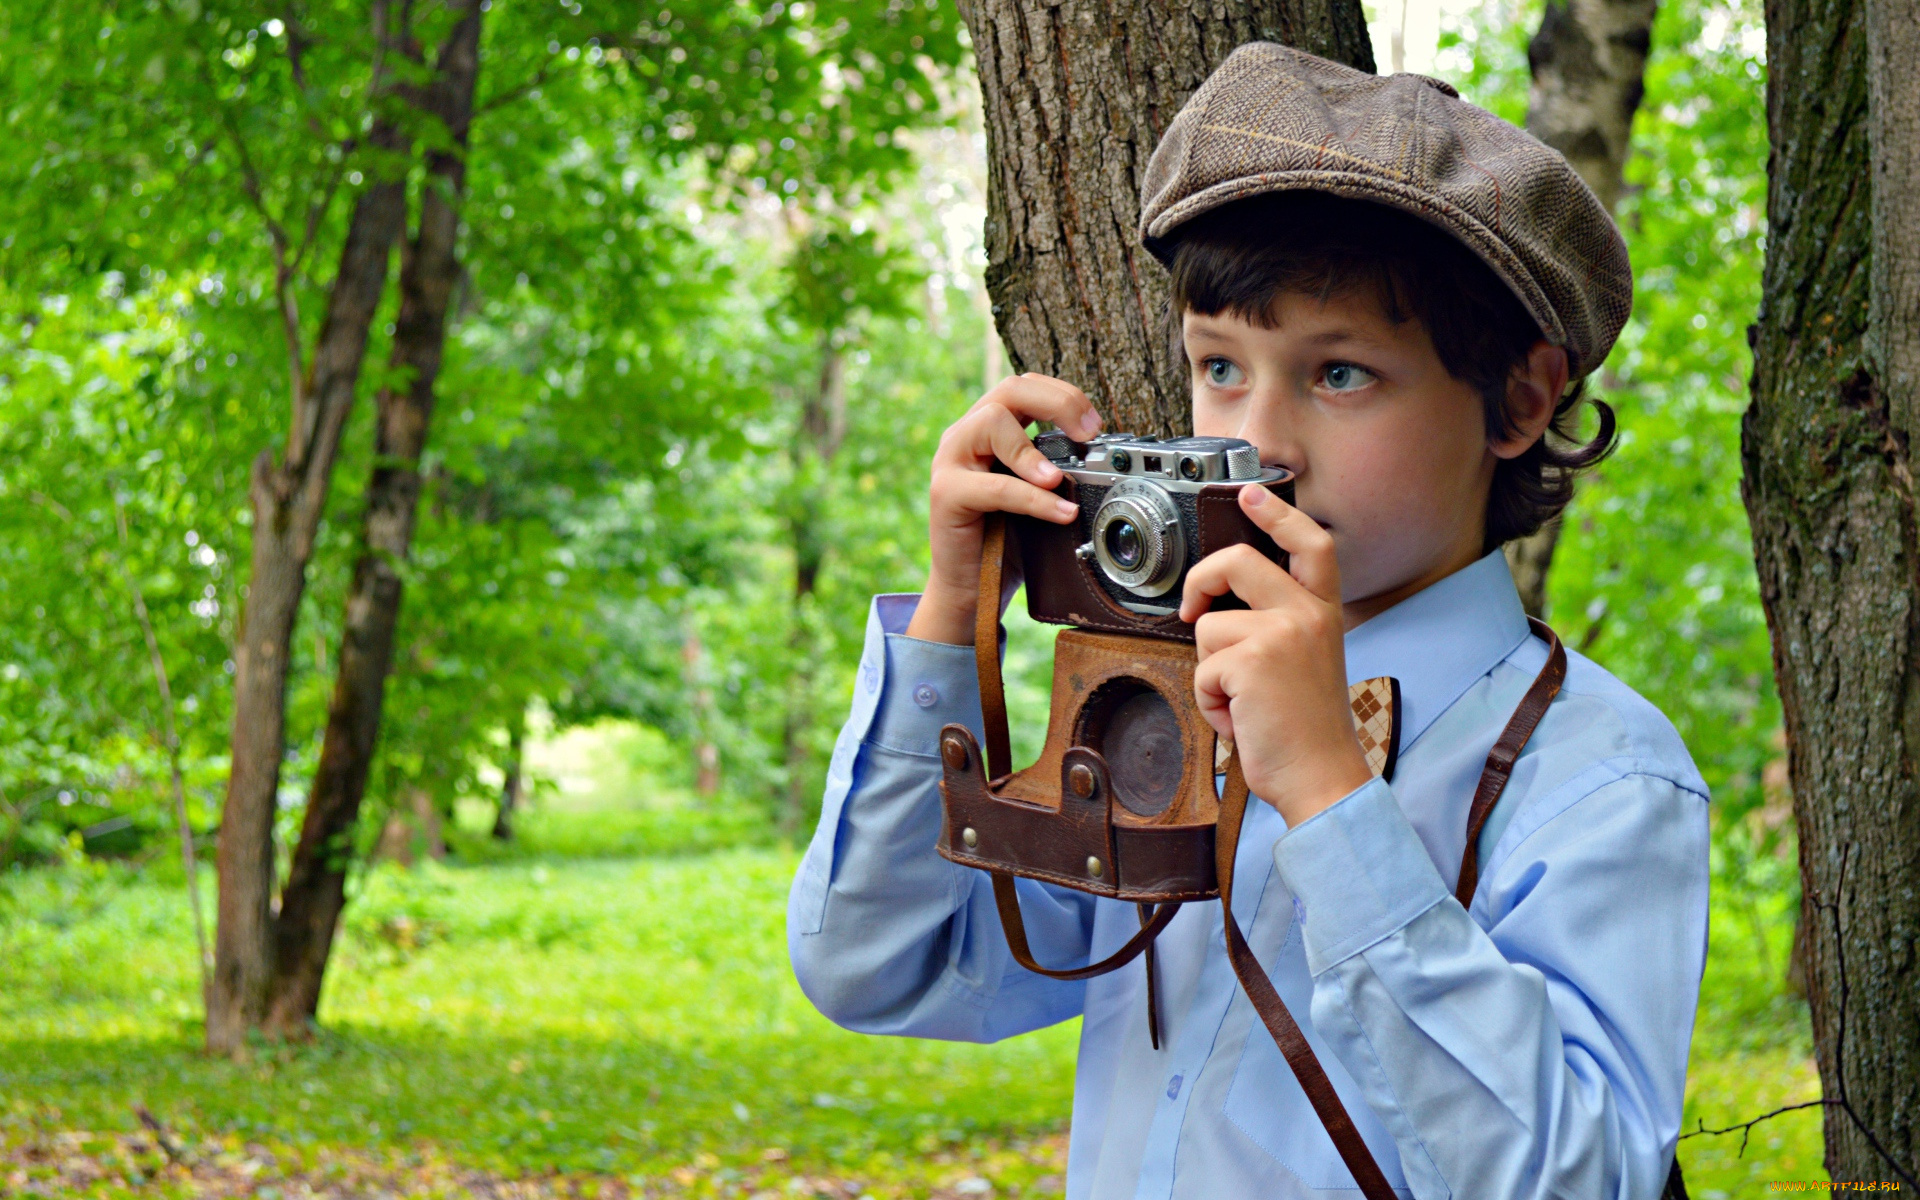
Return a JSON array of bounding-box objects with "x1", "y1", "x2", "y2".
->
[
  {"x1": 958, "y1": 0, "x2": 1374, "y2": 437},
  {"x1": 112, "y1": 496, "x2": 213, "y2": 1004},
  {"x1": 1503, "y1": 0, "x2": 1656, "y2": 618},
  {"x1": 207, "y1": 128, "x2": 409, "y2": 1056},
  {"x1": 781, "y1": 341, "x2": 848, "y2": 836},
  {"x1": 265, "y1": 1, "x2": 484, "y2": 1036},
  {"x1": 680, "y1": 634, "x2": 721, "y2": 797},
  {"x1": 494, "y1": 711, "x2": 525, "y2": 839},
  {"x1": 1742, "y1": 0, "x2": 1920, "y2": 1178}
]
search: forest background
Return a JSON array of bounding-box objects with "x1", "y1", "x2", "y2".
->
[{"x1": 0, "y1": 0, "x2": 1819, "y2": 1194}]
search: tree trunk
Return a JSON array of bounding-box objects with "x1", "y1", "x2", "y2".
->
[
  {"x1": 207, "y1": 130, "x2": 409, "y2": 1056},
  {"x1": 265, "y1": 1, "x2": 484, "y2": 1037},
  {"x1": 680, "y1": 634, "x2": 721, "y2": 797},
  {"x1": 1741, "y1": 0, "x2": 1920, "y2": 1180},
  {"x1": 780, "y1": 341, "x2": 847, "y2": 835},
  {"x1": 494, "y1": 710, "x2": 525, "y2": 839},
  {"x1": 958, "y1": 0, "x2": 1375, "y2": 438},
  {"x1": 1503, "y1": 0, "x2": 1656, "y2": 618}
]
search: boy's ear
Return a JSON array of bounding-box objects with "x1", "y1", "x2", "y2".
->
[{"x1": 1490, "y1": 341, "x2": 1570, "y2": 460}]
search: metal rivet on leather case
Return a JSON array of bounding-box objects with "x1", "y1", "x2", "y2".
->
[
  {"x1": 1068, "y1": 763, "x2": 1096, "y2": 798},
  {"x1": 1086, "y1": 856, "x2": 1104, "y2": 879},
  {"x1": 942, "y1": 736, "x2": 969, "y2": 772},
  {"x1": 962, "y1": 826, "x2": 979, "y2": 849}
]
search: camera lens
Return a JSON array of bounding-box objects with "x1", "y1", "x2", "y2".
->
[
  {"x1": 1109, "y1": 449, "x2": 1132, "y2": 473},
  {"x1": 1089, "y1": 480, "x2": 1185, "y2": 598},
  {"x1": 1179, "y1": 455, "x2": 1201, "y2": 481}
]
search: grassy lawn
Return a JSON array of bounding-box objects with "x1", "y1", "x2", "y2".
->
[{"x1": 0, "y1": 730, "x2": 1824, "y2": 1195}]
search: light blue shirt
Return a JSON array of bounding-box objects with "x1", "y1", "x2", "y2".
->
[{"x1": 788, "y1": 551, "x2": 1709, "y2": 1200}]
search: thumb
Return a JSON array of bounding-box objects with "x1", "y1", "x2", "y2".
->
[{"x1": 1240, "y1": 485, "x2": 1340, "y2": 604}]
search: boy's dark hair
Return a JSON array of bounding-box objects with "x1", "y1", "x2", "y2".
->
[{"x1": 1165, "y1": 191, "x2": 1616, "y2": 550}]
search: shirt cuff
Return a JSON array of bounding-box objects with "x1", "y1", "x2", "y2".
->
[
  {"x1": 1271, "y1": 776, "x2": 1450, "y2": 976},
  {"x1": 866, "y1": 631, "x2": 985, "y2": 757}
]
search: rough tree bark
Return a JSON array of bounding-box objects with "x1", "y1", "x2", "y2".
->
[
  {"x1": 207, "y1": 121, "x2": 409, "y2": 1055},
  {"x1": 1503, "y1": 0, "x2": 1656, "y2": 618},
  {"x1": 957, "y1": 0, "x2": 1375, "y2": 437},
  {"x1": 265, "y1": 0, "x2": 485, "y2": 1035},
  {"x1": 1740, "y1": 0, "x2": 1920, "y2": 1180}
]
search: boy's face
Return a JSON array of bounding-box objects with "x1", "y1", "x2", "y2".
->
[{"x1": 1185, "y1": 292, "x2": 1506, "y2": 609}]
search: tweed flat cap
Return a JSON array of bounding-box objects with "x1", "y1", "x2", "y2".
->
[{"x1": 1140, "y1": 43, "x2": 1632, "y2": 376}]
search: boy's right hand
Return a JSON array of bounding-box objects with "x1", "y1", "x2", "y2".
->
[{"x1": 904, "y1": 374, "x2": 1103, "y2": 646}]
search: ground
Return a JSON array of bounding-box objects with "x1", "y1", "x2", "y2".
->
[{"x1": 0, "y1": 724, "x2": 1823, "y2": 1197}]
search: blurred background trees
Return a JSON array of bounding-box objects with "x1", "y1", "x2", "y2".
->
[{"x1": 0, "y1": 0, "x2": 1795, "y2": 1113}]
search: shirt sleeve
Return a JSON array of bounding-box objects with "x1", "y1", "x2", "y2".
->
[
  {"x1": 786, "y1": 593, "x2": 1096, "y2": 1043},
  {"x1": 1271, "y1": 772, "x2": 1708, "y2": 1200}
]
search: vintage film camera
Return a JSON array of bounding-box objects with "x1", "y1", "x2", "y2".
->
[{"x1": 935, "y1": 431, "x2": 1402, "y2": 908}]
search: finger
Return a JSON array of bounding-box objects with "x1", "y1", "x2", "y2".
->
[
  {"x1": 980, "y1": 404, "x2": 1073, "y2": 487},
  {"x1": 1191, "y1": 608, "x2": 1270, "y2": 659},
  {"x1": 1191, "y1": 651, "x2": 1237, "y2": 741},
  {"x1": 969, "y1": 374, "x2": 1103, "y2": 439},
  {"x1": 1239, "y1": 486, "x2": 1340, "y2": 604},
  {"x1": 940, "y1": 403, "x2": 1073, "y2": 491},
  {"x1": 1178, "y1": 542, "x2": 1302, "y2": 622},
  {"x1": 931, "y1": 468, "x2": 1079, "y2": 527}
]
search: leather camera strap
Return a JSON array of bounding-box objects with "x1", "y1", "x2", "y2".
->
[
  {"x1": 1217, "y1": 754, "x2": 1400, "y2": 1200},
  {"x1": 990, "y1": 872, "x2": 1182, "y2": 980},
  {"x1": 975, "y1": 514, "x2": 1014, "y2": 782},
  {"x1": 1453, "y1": 616, "x2": 1567, "y2": 908}
]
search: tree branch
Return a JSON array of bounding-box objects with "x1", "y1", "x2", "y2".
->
[
  {"x1": 1682, "y1": 845, "x2": 1920, "y2": 1188},
  {"x1": 475, "y1": 51, "x2": 563, "y2": 117},
  {"x1": 210, "y1": 96, "x2": 310, "y2": 419}
]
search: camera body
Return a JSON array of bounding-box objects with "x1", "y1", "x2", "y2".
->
[{"x1": 1012, "y1": 431, "x2": 1294, "y2": 640}]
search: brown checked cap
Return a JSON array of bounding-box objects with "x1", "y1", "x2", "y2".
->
[{"x1": 1140, "y1": 43, "x2": 1632, "y2": 377}]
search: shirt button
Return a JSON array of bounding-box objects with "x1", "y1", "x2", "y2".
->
[
  {"x1": 1293, "y1": 896, "x2": 1309, "y2": 926},
  {"x1": 861, "y1": 662, "x2": 879, "y2": 692},
  {"x1": 1166, "y1": 1074, "x2": 1183, "y2": 1100},
  {"x1": 913, "y1": 683, "x2": 940, "y2": 708}
]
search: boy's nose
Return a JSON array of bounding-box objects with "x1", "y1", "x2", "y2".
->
[{"x1": 1233, "y1": 398, "x2": 1304, "y2": 476}]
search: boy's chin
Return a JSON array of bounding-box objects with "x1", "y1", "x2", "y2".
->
[{"x1": 1337, "y1": 542, "x2": 1478, "y2": 613}]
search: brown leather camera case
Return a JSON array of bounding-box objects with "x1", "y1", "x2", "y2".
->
[{"x1": 937, "y1": 629, "x2": 1220, "y2": 904}]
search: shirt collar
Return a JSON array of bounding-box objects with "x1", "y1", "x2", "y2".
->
[{"x1": 1343, "y1": 549, "x2": 1530, "y2": 750}]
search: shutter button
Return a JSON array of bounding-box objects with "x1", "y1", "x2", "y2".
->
[{"x1": 913, "y1": 683, "x2": 939, "y2": 708}]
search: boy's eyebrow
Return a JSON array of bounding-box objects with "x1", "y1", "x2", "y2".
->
[{"x1": 1184, "y1": 322, "x2": 1394, "y2": 351}]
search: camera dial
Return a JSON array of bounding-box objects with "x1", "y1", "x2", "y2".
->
[{"x1": 1086, "y1": 478, "x2": 1185, "y2": 597}]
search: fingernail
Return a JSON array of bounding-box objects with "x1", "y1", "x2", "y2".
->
[
  {"x1": 1077, "y1": 414, "x2": 1102, "y2": 438},
  {"x1": 1243, "y1": 487, "x2": 1269, "y2": 507},
  {"x1": 1054, "y1": 499, "x2": 1078, "y2": 519}
]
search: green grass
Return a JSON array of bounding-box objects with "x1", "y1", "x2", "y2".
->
[
  {"x1": 0, "y1": 850, "x2": 1075, "y2": 1183},
  {"x1": 0, "y1": 744, "x2": 1825, "y2": 1192}
]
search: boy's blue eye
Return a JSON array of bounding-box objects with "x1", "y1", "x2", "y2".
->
[
  {"x1": 1204, "y1": 358, "x2": 1245, "y2": 387},
  {"x1": 1322, "y1": 362, "x2": 1376, "y2": 392}
]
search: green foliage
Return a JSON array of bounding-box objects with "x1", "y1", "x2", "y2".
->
[{"x1": 0, "y1": 0, "x2": 971, "y2": 862}]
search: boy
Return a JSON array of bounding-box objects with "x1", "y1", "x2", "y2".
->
[{"x1": 788, "y1": 44, "x2": 1706, "y2": 1200}]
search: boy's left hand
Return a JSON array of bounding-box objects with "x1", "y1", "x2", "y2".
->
[{"x1": 1179, "y1": 486, "x2": 1374, "y2": 827}]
